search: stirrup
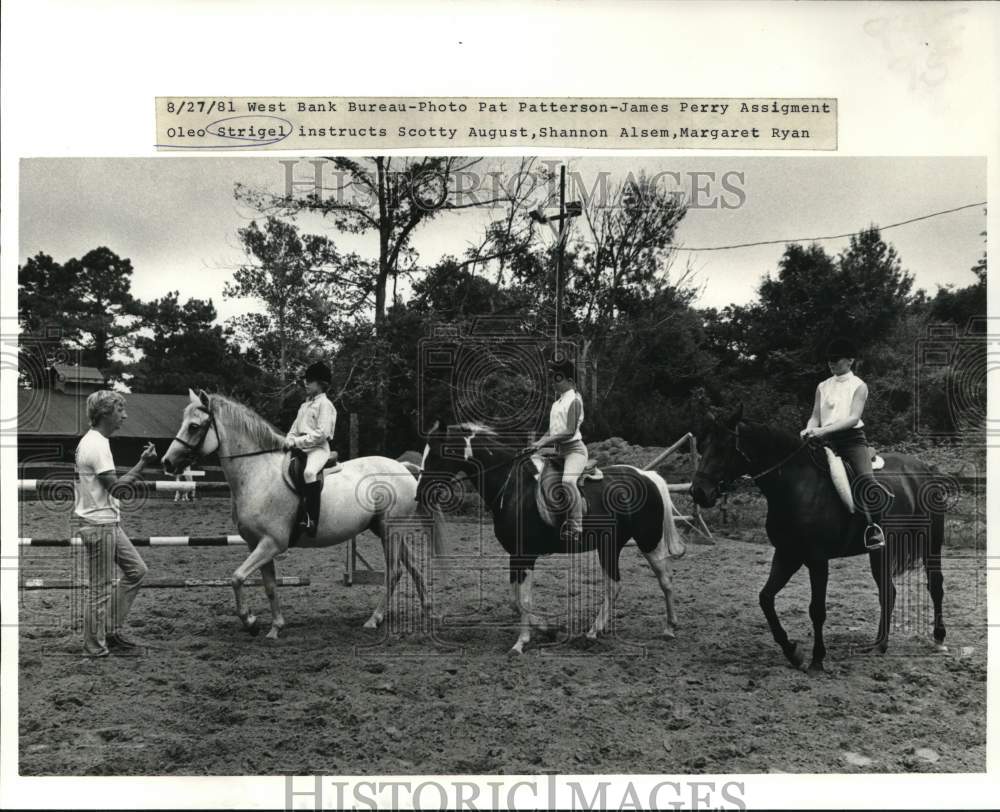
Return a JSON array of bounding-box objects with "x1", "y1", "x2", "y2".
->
[
  {"x1": 864, "y1": 523, "x2": 886, "y2": 551},
  {"x1": 559, "y1": 525, "x2": 582, "y2": 544}
]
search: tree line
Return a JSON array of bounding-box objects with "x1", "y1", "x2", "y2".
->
[{"x1": 18, "y1": 159, "x2": 986, "y2": 454}]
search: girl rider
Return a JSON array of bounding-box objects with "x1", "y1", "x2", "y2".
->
[
  {"x1": 800, "y1": 337, "x2": 886, "y2": 550},
  {"x1": 284, "y1": 362, "x2": 337, "y2": 537}
]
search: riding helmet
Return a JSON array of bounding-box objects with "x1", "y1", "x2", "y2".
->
[
  {"x1": 548, "y1": 356, "x2": 577, "y2": 383},
  {"x1": 303, "y1": 361, "x2": 333, "y2": 385},
  {"x1": 825, "y1": 337, "x2": 859, "y2": 361}
]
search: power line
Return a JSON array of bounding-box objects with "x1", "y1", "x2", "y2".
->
[{"x1": 666, "y1": 201, "x2": 986, "y2": 252}]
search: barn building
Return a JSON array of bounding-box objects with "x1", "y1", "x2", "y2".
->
[{"x1": 18, "y1": 365, "x2": 201, "y2": 471}]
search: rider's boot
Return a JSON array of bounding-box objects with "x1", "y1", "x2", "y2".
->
[{"x1": 299, "y1": 481, "x2": 323, "y2": 538}]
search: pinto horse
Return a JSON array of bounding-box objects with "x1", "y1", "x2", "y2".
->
[
  {"x1": 162, "y1": 390, "x2": 440, "y2": 639},
  {"x1": 415, "y1": 422, "x2": 686, "y2": 653},
  {"x1": 691, "y1": 406, "x2": 949, "y2": 672}
]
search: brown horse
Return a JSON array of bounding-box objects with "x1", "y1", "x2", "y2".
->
[{"x1": 691, "y1": 405, "x2": 950, "y2": 673}]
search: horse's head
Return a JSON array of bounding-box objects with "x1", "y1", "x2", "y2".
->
[
  {"x1": 162, "y1": 389, "x2": 220, "y2": 474},
  {"x1": 415, "y1": 420, "x2": 487, "y2": 511},
  {"x1": 691, "y1": 404, "x2": 754, "y2": 507}
]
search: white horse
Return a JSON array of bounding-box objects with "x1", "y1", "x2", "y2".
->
[{"x1": 162, "y1": 390, "x2": 439, "y2": 639}]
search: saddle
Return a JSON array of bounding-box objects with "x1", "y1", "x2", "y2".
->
[
  {"x1": 287, "y1": 448, "x2": 342, "y2": 495},
  {"x1": 531, "y1": 448, "x2": 603, "y2": 528},
  {"x1": 822, "y1": 446, "x2": 891, "y2": 515}
]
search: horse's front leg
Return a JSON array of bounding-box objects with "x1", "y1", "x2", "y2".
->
[
  {"x1": 232, "y1": 537, "x2": 281, "y2": 636},
  {"x1": 260, "y1": 561, "x2": 285, "y2": 640},
  {"x1": 759, "y1": 549, "x2": 805, "y2": 667},
  {"x1": 806, "y1": 560, "x2": 829, "y2": 673}
]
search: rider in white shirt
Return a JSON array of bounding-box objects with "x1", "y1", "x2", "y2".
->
[
  {"x1": 800, "y1": 337, "x2": 886, "y2": 550},
  {"x1": 525, "y1": 357, "x2": 587, "y2": 544},
  {"x1": 284, "y1": 362, "x2": 337, "y2": 537}
]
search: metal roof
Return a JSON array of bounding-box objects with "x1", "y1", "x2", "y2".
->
[
  {"x1": 18, "y1": 390, "x2": 191, "y2": 438},
  {"x1": 51, "y1": 364, "x2": 105, "y2": 384}
]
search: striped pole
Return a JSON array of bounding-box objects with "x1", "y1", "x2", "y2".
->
[
  {"x1": 21, "y1": 576, "x2": 310, "y2": 590},
  {"x1": 18, "y1": 480, "x2": 231, "y2": 495},
  {"x1": 19, "y1": 535, "x2": 246, "y2": 547}
]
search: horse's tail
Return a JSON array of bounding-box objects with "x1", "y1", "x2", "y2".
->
[
  {"x1": 889, "y1": 463, "x2": 951, "y2": 577},
  {"x1": 401, "y1": 461, "x2": 421, "y2": 479},
  {"x1": 639, "y1": 470, "x2": 686, "y2": 560}
]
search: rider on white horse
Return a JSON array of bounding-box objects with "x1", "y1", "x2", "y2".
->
[{"x1": 284, "y1": 361, "x2": 337, "y2": 537}]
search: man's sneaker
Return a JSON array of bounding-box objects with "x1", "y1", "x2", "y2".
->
[
  {"x1": 864, "y1": 524, "x2": 886, "y2": 551},
  {"x1": 107, "y1": 633, "x2": 143, "y2": 654}
]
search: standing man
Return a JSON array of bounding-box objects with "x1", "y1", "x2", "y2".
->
[{"x1": 74, "y1": 390, "x2": 156, "y2": 657}]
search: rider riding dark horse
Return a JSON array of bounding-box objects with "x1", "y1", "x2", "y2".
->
[{"x1": 800, "y1": 337, "x2": 887, "y2": 550}]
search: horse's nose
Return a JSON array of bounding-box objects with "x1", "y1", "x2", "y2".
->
[{"x1": 690, "y1": 482, "x2": 713, "y2": 508}]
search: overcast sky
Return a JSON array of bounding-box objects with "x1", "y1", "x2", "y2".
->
[{"x1": 19, "y1": 156, "x2": 986, "y2": 325}]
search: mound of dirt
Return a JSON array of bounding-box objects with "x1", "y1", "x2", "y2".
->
[{"x1": 588, "y1": 437, "x2": 694, "y2": 481}]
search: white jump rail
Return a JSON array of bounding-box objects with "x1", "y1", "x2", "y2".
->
[
  {"x1": 19, "y1": 535, "x2": 246, "y2": 547},
  {"x1": 642, "y1": 431, "x2": 713, "y2": 540}
]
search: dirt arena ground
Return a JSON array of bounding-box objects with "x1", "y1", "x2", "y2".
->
[{"x1": 18, "y1": 497, "x2": 986, "y2": 775}]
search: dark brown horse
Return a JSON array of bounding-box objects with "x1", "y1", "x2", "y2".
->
[{"x1": 690, "y1": 406, "x2": 950, "y2": 673}]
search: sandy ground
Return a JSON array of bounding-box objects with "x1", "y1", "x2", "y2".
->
[{"x1": 17, "y1": 498, "x2": 986, "y2": 775}]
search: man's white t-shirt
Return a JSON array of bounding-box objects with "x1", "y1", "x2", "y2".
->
[{"x1": 74, "y1": 428, "x2": 120, "y2": 524}]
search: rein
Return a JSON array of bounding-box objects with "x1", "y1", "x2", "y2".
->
[
  {"x1": 173, "y1": 402, "x2": 285, "y2": 462},
  {"x1": 732, "y1": 423, "x2": 811, "y2": 482}
]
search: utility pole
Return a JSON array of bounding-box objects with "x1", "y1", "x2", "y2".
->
[
  {"x1": 556, "y1": 165, "x2": 566, "y2": 344},
  {"x1": 529, "y1": 164, "x2": 581, "y2": 351}
]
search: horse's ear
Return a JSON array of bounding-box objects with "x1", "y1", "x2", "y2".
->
[
  {"x1": 197, "y1": 389, "x2": 210, "y2": 409},
  {"x1": 427, "y1": 419, "x2": 440, "y2": 435},
  {"x1": 188, "y1": 389, "x2": 201, "y2": 406},
  {"x1": 704, "y1": 409, "x2": 717, "y2": 426}
]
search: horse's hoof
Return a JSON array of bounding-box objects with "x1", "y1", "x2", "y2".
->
[
  {"x1": 265, "y1": 627, "x2": 281, "y2": 641},
  {"x1": 509, "y1": 643, "x2": 525, "y2": 655},
  {"x1": 934, "y1": 643, "x2": 949, "y2": 654},
  {"x1": 363, "y1": 618, "x2": 379, "y2": 630},
  {"x1": 242, "y1": 615, "x2": 260, "y2": 636},
  {"x1": 807, "y1": 662, "x2": 825, "y2": 676},
  {"x1": 785, "y1": 642, "x2": 805, "y2": 669},
  {"x1": 662, "y1": 625, "x2": 677, "y2": 640},
  {"x1": 585, "y1": 629, "x2": 599, "y2": 641}
]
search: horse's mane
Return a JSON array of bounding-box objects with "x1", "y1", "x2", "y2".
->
[
  {"x1": 208, "y1": 394, "x2": 285, "y2": 450},
  {"x1": 452, "y1": 422, "x2": 498, "y2": 436},
  {"x1": 450, "y1": 422, "x2": 516, "y2": 457},
  {"x1": 743, "y1": 420, "x2": 805, "y2": 456}
]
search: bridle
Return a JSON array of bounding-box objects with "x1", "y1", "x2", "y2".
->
[
  {"x1": 172, "y1": 401, "x2": 283, "y2": 461},
  {"x1": 421, "y1": 435, "x2": 528, "y2": 512}
]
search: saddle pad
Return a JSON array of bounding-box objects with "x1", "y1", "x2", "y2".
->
[{"x1": 824, "y1": 447, "x2": 855, "y2": 514}]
